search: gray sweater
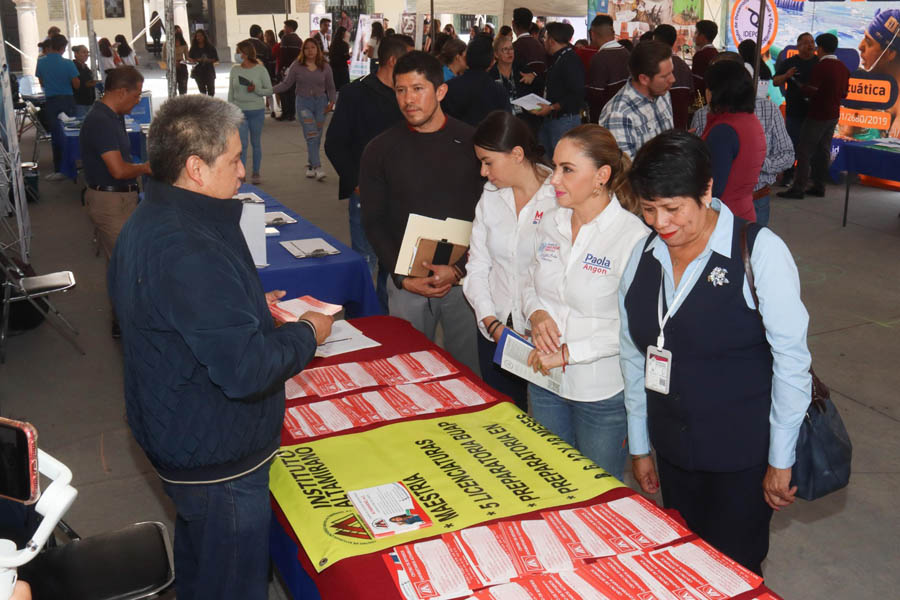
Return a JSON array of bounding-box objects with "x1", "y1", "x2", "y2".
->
[{"x1": 273, "y1": 61, "x2": 336, "y2": 102}]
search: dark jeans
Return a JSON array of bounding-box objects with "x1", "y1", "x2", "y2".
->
[
  {"x1": 792, "y1": 117, "x2": 837, "y2": 192},
  {"x1": 45, "y1": 95, "x2": 76, "y2": 173},
  {"x1": 476, "y1": 332, "x2": 527, "y2": 411},
  {"x1": 161, "y1": 463, "x2": 272, "y2": 600},
  {"x1": 348, "y1": 191, "x2": 387, "y2": 311},
  {"x1": 195, "y1": 74, "x2": 216, "y2": 96},
  {"x1": 656, "y1": 454, "x2": 773, "y2": 575}
]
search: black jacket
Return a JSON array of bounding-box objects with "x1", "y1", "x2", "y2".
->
[
  {"x1": 441, "y1": 69, "x2": 511, "y2": 127},
  {"x1": 324, "y1": 73, "x2": 404, "y2": 199}
]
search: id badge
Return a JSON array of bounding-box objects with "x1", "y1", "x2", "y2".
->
[{"x1": 645, "y1": 345, "x2": 672, "y2": 395}]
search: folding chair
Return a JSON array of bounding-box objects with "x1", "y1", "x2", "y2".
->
[
  {"x1": 0, "y1": 248, "x2": 84, "y2": 363},
  {"x1": 21, "y1": 101, "x2": 52, "y2": 164}
]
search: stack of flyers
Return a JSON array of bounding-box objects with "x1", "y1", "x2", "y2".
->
[
  {"x1": 383, "y1": 520, "x2": 577, "y2": 600},
  {"x1": 283, "y1": 377, "x2": 497, "y2": 440},
  {"x1": 468, "y1": 571, "x2": 617, "y2": 600},
  {"x1": 285, "y1": 350, "x2": 459, "y2": 399},
  {"x1": 541, "y1": 495, "x2": 692, "y2": 560},
  {"x1": 348, "y1": 482, "x2": 433, "y2": 538},
  {"x1": 579, "y1": 541, "x2": 763, "y2": 600},
  {"x1": 268, "y1": 294, "x2": 342, "y2": 322}
]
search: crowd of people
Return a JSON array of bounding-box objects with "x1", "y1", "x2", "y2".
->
[{"x1": 27, "y1": 7, "x2": 852, "y2": 599}]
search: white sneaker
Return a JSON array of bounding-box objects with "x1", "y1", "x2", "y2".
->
[
  {"x1": 44, "y1": 172, "x2": 67, "y2": 181},
  {"x1": 306, "y1": 167, "x2": 315, "y2": 178},
  {"x1": 315, "y1": 168, "x2": 326, "y2": 181}
]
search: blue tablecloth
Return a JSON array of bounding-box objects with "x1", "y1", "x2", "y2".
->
[
  {"x1": 829, "y1": 139, "x2": 900, "y2": 226},
  {"x1": 60, "y1": 125, "x2": 144, "y2": 181},
  {"x1": 245, "y1": 184, "x2": 382, "y2": 318},
  {"x1": 830, "y1": 139, "x2": 900, "y2": 182}
]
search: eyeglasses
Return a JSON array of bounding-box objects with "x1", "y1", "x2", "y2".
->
[{"x1": 499, "y1": 47, "x2": 514, "y2": 53}]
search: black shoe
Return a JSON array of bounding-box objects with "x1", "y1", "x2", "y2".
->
[
  {"x1": 780, "y1": 177, "x2": 793, "y2": 188},
  {"x1": 806, "y1": 186, "x2": 826, "y2": 197},
  {"x1": 112, "y1": 319, "x2": 121, "y2": 339},
  {"x1": 777, "y1": 188, "x2": 805, "y2": 199}
]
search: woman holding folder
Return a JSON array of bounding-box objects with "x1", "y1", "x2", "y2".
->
[
  {"x1": 463, "y1": 111, "x2": 556, "y2": 410},
  {"x1": 521, "y1": 125, "x2": 648, "y2": 480}
]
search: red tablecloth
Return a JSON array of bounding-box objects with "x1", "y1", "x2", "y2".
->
[{"x1": 271, "y1": 316, "x2": 782, "y2": 600}]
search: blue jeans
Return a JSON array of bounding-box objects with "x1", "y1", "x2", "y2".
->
[
  {"x1": 528, "y1": 384, "x2": 628, "y2": 481},
  {"x1": 239, "y1": 108, "x2": 265, "y2": 174},
  {"x1": 162, "y1": 463, "x2": 272, "y2": 600},
  {"x1": 296, "y1": 94, "x2": 327, "y2": 168},
  {"x1": 783, "y1": 115, "x2": 804, "y2": 178},
  {"x1": 753, "y1": 195, "x2": 770, "y2": 227},
  {"x1": 44, "y1": 95, "x2": 76, "y2": 172},
  {"x1": 538, "y1": 114, "x2": 582, "y2": 161},
  {"x1": 348, "y1": 191, "x2": 388, "y2": 310}
]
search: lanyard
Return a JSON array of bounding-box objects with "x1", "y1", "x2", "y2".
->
[{"x1": 656, "y1": 261, "x2": 702, "y2": 350}]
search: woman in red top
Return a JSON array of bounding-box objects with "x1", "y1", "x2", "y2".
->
[{"x1": 701, "y1": 60, "x2": 766, "y2": 222}]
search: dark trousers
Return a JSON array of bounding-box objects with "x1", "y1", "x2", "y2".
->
[
  {"x1": 161, "y1": 464, "x2": 271, "y2": 600},
  {"x1": 656, "y1": 454, "x2": 773, "y2": 576},
  {"x1": 476, "y1": 331, "x2": 528, "y2": 411},
  {"x1": 44, "y1": 95, "x2": 75, "y2": 173},
  {"x1": 782, "y1": 114, "x2": 804, "y2": 179},
  {"x1": 176, "y1": 64, "x2": 188, "y2": 95},
  {"x1": 195, "y1": 74, "x2": 216, "y2": 96},
  {"x1": 279, "y1": 85, "x2": 295, "y2": 119},
  {"x1": 792, "y1": 117, "x2": 838, "y2": 192}
]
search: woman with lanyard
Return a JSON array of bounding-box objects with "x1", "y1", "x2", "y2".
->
[
  {"x1": 619, "y1": 130, "x2": 812, "y2": 575},
  {"x1": 463, "y1": 111, "x2": 557, "y2": 410},
  {"x1": 488, "y1": 36, "x2": 535, "y2": 119},
  {"x1": 188, "y1": 29, "x2": 219, "y2": 96},
  {"x1": 521, "y1": 125, "x2": 648, "y2": 480}
]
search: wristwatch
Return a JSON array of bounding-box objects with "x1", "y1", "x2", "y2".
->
[{"x1": 392, "y1": 274, "x2": 407, "y2": 290}]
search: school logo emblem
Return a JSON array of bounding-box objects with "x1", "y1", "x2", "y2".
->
[
  {"x1": 532, "y1": 210, "x2": 544, "y2": 224},
  {"x1": 323, "y1": 511, "x2": 375, "y2": 543}
]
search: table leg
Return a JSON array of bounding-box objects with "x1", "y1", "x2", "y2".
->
[{"x1": 843, "y1": 172, "x2": 852, "y2": 227}]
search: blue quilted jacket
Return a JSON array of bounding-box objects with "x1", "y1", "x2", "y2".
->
[{"x1": 109, "y1": 178, "x2": 316, "y2": 482}]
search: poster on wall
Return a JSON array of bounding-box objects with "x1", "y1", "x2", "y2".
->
[
  {"x1": 608, "y1": 0, "x2": 703, "y2": 55},
  {"x1": 350, "y1": 14, "x2": 383, "y2": 80},
  {"x1": 757, "y1": 1, "x2": 900, "y2": 141},
  {"x1": 400, "y1": 12, "x2": 417, "y2": 39}
]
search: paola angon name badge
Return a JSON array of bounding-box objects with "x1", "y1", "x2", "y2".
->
[{"x1": 645, "y1": 345, "x2": 672, "y2": 395}]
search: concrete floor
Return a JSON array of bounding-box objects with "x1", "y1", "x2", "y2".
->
[{"x1": 1, "y1": 68, "x2": 898, "y2": 598}]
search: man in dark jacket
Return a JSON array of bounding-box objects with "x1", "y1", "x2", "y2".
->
[
  {"x1": 108, "y1": 95, "x2": 332, "y2": 600},
  {"x1": 277, "y1": 19, "x2": 302, "y2": 120},
  {"x1": 442, "y1": 33, "x2": 511, "y2": 127},
  {"x1": 533, "y1": 22, "x2": 584, "y2": 158},
  {"x1": 324, "y1": 35, "x2": 412, "y2": 310}
]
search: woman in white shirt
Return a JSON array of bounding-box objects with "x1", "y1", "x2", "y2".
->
[
  {"x1": 464, "y1": 111, "x2": 557, "y2": 410},
  {"x1": 522, "y1": 125, "x2": 648, "y2": 480}
]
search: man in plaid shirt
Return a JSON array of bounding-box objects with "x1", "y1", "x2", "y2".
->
[
  {"x1": 599, "y1": 40, "x2": 675, "y2": 158},
  {"x1": 692, "y1": 53, "x2": 795, "y2": 226}
]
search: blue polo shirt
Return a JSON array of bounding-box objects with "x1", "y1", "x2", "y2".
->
[{"x1": 35, "y1": 54, "x2": 78, "y2": 98}]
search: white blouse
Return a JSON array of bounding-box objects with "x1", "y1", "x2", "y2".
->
[
  {"x1": 463, "y1": 173, "x2": 557, "y2": 339},
  {"x1": 522, "y1": 196, "x2": 648, "y2": 401}
]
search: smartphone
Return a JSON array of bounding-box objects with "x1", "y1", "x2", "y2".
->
[{"x1": 0, "y1": 417, "x2": 40, "y2": 504}]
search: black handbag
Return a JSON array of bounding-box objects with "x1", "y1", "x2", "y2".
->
[{"x1": 741, "y1": 222, "x2": 852, "y2": 501}]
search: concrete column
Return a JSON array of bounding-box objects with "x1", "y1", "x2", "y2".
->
[
  {"x1": 173, "y1": 0, "x2": 189, "y2": 35},
  {"x1": 13, "y1": 0, "x2": 39, "y2": 75}
]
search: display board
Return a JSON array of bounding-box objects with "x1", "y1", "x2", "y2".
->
[
  {"x1": 608, "y1": 0, "x2": 704, "y2": 54},
  {"x1": 270, "y1": 402, "x2": 623, "y2": 572},
  {"x1": 731, "y1": 1, "x2": 900, "y2": 139}
]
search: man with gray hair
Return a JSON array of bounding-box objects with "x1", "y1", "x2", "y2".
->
[{"x1": 108, "y1": 94, "x2": 332, "y2": 599}]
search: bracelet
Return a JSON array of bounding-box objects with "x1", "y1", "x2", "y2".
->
[
  {"x1": 452, "y1": 265, "x2": 464, "y2": 281},
  {"x1": 561, "y1": 343, "x2": 568, "y2": 373},
  {"x1": 486, "y1": 319, "x2": 501, "y2": 336},
  {"x1": 631, "y1": 453, "x2": 652, "y2": 460}
]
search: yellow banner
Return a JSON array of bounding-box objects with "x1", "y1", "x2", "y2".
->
[{"x1": 270, "y1": 402, "x2": 623, "y2": 572}]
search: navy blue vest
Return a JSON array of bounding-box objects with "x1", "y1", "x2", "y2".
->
[{"x1": 624, "y1": 218, "x2": 772, "y2": 472}]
